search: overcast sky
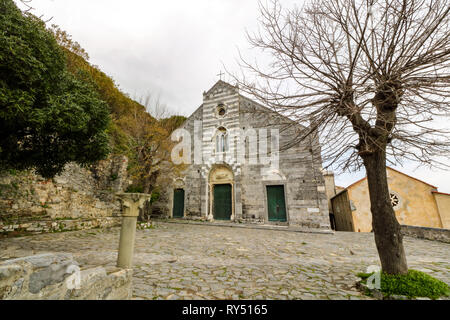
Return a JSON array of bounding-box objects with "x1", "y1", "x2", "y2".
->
[{"x1": 15, "y1": 0, "x2": 450, "y2": 192}]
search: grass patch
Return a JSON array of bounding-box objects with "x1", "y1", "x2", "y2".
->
[{"x1": 358, "y1": 269, "x2": 449, "y2": 300}]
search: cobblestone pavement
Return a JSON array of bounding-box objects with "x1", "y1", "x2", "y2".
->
[{"x1": 0, "y1": 222, "x2": 449, "y2": 300}]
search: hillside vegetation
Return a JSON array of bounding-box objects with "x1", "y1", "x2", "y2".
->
[
  {"x1": 0, "y1": 0, "x2": 110, "y2": 178},
  {"x1": 52, "y1": 26, "x2": 186, "y2": 194},
  {"x1": 0, "y1": 0, "x2": 186, "y2": 195}
]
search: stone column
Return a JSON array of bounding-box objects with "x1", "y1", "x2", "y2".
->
[{"x1": 116, "y1": 193, "x2": 151, "y2": 269}]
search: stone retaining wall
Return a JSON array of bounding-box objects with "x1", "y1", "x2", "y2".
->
[
  {"x1": 0, "y1": 217, "x2": 121, "y2": 237},
  {"x1": 401, "y1": 225, "x2": 450, "y2": 243},
  {"x1": 0, "y1": 156, "x2": 128, "y2": 237},
  {"x1": 0, "y1": 253, "x2": 132, "y2": 300},
  {"x1": 0, "y1": 156, "x2": 128, "y2": 222}
]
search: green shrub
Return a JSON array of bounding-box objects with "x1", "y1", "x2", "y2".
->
[
  {"x1": 125, "y1": 185, "x2": 143, "y2": 193},
  {"x1": 358, "y1": 269, "x2": 449, "y2": 299},
  {"x1": 150, "y1": 188, "x2": 160, "y2": 204},
  {"x1": 0, "y1": 0, "x2": 110, "y2": 178}
]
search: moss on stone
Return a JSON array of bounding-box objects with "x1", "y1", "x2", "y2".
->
[{"x1": 358, "y1": 269, "x2": 449, "y2": 300}]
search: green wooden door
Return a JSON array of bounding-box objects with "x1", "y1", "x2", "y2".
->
[
  {"x1": 172, "y1": 189, "x2": 185, "y2": 218},
  {"x1": 213, "y1": 184, "x2": 232, "y2": 220},
  {"x1": 267, "y1": 185, "x2": 287, "y2": 222}
]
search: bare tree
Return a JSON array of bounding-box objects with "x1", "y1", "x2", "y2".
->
[
  {"x1": 233, "y1": 0, "x2": 450, "y2": 274},
  {"x1": 18, "y1": 0, "x2": 33, "y2": 12},
  {"x1": 140, "y1": 92, "x2": 172, "y2": 120},
  {"x1": 122, "y1": 93, "x2": 182, "y2": 198}
]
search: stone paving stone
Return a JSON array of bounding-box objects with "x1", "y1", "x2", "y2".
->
[{"x1": 0, "y1": 222, "x2": 449, "y2": 300}]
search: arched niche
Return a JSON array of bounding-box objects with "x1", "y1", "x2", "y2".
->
[
  {"x1": 209, "y1": 164, "x2": 234, "y2": 184},
  {"x1": 208, "y1": 164, "x2": 235, "y2": 221},
  {"x1": 173, "y1": 178, "x2": 185, "y2": 189}
]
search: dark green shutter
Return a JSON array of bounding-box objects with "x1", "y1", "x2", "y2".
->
[
  {"x1": 267, "y1": 185, "x2": 287, "y2": 222},
  {"x1": 172, "y1": 189, "x2": 185, "y2": 218},
  {"x1": 213, "y1": 184, "x2": 232, "y2": 220}
]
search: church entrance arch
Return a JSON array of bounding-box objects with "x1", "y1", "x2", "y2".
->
[
  {"x1": 209, "y1": 165, "x2": 234, "y2": 221},
  {"x1": 171, "y1": 178, "x2": 185, "y2": 218},
  {"x1": 173, "y1": 189, "x2": 185, "y2": 218}
]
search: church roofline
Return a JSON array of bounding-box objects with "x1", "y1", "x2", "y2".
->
[
  {"x1": 183, "y1": 80, "x2": 308, "y2": 131},
  {"x1": 237, "y1": 93, "x2": 307, "y2": 130},
  {"x1": 184, "y1": 103, "x2": 203, "y2": 122},
  {"x1": 432, "y1": 190, "x2": 450, "y2": 196},
  {"x1": 203, "y1": 80, "x2": 238, "y2": 97},
  {"x1": 343, "y1": 166, "x2": 438, "y2": 191}
]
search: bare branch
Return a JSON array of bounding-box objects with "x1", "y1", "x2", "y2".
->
[{"x1": 231, "y1": 0, "x2": 450, "y2": 173}]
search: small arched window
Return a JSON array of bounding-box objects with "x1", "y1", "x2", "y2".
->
[
  {"x1": 215, "y1": 127, "x2": 228, "y2": 153},
  {"x1": 217, "y1": 103, "x2": 226, "y2": 117}
]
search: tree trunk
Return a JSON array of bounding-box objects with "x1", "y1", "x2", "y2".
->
[{"x1": 362, "y1": 148, "x2": 408, "y2": 275}]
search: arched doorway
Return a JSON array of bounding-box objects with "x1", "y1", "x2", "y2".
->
[
  {"x1": 209, "y1": 165, "x2": 234, "y2": 221},
  {"x1": 171, "y1": 178, "x2": 185, "y2": 218},
  {"x1": 172, "y1": 189, "x2": 185, "y2": 218}
]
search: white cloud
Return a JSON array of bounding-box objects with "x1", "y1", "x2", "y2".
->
[{"x1": 16, "y1": 0, "x2": 265, "y2": 115}]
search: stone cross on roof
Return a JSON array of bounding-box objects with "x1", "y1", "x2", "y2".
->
[{"x1": 216, "y1": 71, "x2": 224, "y2": 81}]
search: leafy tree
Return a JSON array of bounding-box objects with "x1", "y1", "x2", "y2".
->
[{"x1": 0, "y1": 0, "x2": 110, "y2": 178}]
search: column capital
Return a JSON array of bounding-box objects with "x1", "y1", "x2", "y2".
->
[{"x1": 116, "y1": 193, "x2": 152, "y2": 217}]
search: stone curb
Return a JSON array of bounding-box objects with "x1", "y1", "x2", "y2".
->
[{"x1": 154, "y1": 219, "x2": 334, "y2": 235}]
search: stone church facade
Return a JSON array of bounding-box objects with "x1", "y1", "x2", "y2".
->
[{"x1": 155, "y1": 80, "x2": 330, "y2": 229}]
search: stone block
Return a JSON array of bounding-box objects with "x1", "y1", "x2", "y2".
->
[
  {"x1": 0, "y1": 254, "x2": 132, "y2": 300},
  {"x1": 29, "y1": 261, "x2": 73, "y2": 294},
  {"x1": 2, "y1": 253, "x2": 75, "y2": 268}
]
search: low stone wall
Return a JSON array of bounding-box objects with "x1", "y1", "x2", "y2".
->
[
  {"x1": 401, "y1": 225, "x2": 450, "y2": 243},
  {"x1": 0, "y1": 156, "x2": 129, "y2": 224},
  {"x1": 0, "y1": 253, "x2": 132, "y2": 300},
  {"x1": 0, "y1": 217, "x2": 121, "y2": 237}
]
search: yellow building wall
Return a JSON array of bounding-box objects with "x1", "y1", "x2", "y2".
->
[
  {"x1": 331, "y1": 191, "x2": 354, "y2": 231},
  {"x1": 433, "y1": 193, "x2": 450, "y2": 229},
  {"x1": 347, "y1": 168, "x2": 443, "y2": 232},
  {"x1": 347, "y1": 179, "x2": 371, "y2": 232}
]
